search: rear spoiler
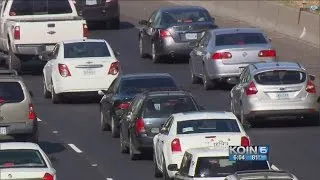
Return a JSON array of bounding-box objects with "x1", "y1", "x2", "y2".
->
[{"x1": 0, "y1": 70, "x2": 18, "y2": 76}]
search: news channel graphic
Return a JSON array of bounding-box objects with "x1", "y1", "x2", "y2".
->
[{"x1": 229, "y1": 146, "x2": 269, "y2": 161}]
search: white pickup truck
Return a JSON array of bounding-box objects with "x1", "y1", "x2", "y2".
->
[{"x1": 0, "y1": 0, "x2": 88, "y2": 71}]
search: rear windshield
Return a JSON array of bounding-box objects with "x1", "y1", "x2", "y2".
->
[
  {"x1": 216, "y1": 33, "x2": 267, "y2": 46},
  {"x1": 10, "y1": 0, "x2": 72, "y2": 16},
  {"x1": 143, "y1": 96, "x2": 197, "y2": 118},
  {"x1": 0, "y1": 150, "x2": 47, "y2": 168},
  {"x1": 64, "y1": 42, "x2": 111, "y2": 58},
  {"x1": 119, "y1": 78, "x2": 177, "y2": 94},
  {"x1": 194, "y1": 157, "x2": 269, "y2": 177},
  {"x1": 162, "y1": 9, "x2": 211, "y2": 25},
  {"x1": 0, "y1": 82, "x2": 24, "y2": 103},
  {"x1": 177, "y1": 119, "x2": 240, "y2": 134},
  {"x1": 254, "y1": 70, "x2": 306, "y2": 85}
]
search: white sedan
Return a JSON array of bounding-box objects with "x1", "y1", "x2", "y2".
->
[
  {"x1": 0, "y1": 142, "x2": 56, "y2": 180},
  {"x1": 153, "y1": 111, "x2": 251, "y2": 179},
  {"x1": 42, "y1": 39, "x2": 120, "y2": 103}
]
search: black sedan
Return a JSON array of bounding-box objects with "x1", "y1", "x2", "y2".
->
[
  {"x1": 138, "y1": 6, "x2": 217, "y2": 63},
  {"x1": 98, "y1": 73, "x2": 178, "y2": 137}
]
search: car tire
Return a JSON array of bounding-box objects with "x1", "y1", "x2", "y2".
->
[
  {"x1": 43, "y1": 77, "x2": 51, "y2": 99},
  {"x1": 190, "y1": 62, "x2": 201, "y2": 84},
  {"x1": 139, "y1": 37, "x2": 147, "y2": 58},
  {"x1": 100, "y1": 110, "x2": 110, "y2": 131},
  {"x1": 153, "y1": 151, "x2": 163, "y2": 177},
  {"x1": 151, "y1": 42, "x2": 160, "y2": 63},
  {"x1": 120, "y1": 127, "x2": 129, "y2": 153},
  {"x1": 111, "y1": 116, "x2": 119, "y2": 138},
  {"x1": 8, "y1": 45, "x2": 22, "y2": 72},
  {"x1": 129, "y1": 136, "x2": 140, "y2": 160},
  {"x1": 51, "y1": 85, "x2": 61, "y2": 104},
  {"x1": 162, "y1": 155, "x2": 171, "y2": 180}
]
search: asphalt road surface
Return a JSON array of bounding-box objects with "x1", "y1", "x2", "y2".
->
[{"x1": 10, "y1": 1, "x2": 320, "y2": 180}]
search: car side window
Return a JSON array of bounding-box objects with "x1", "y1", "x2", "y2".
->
[
  {"x1": 133, "y1": 97, "x2": 144, "y2": 115},
  {"x1": 161, "y1": 116, "x2": 173, "y2": 134},
  {"x1": 52, "y1": 44, "x2": 60, "y2": 59},
  {"x1": 128, "y1": 96, "x2": 140, "y2": 113},
  {"x1": 108, "y1": 78, "x2": 119, "y2": 94},
  {"x1": 198, "y1": 33, "x2": 210, "y2": 48},
  {"x1": 152, "y1": 12, "x2": 161, "y2": 27},
  {"x1": 148, "y1": 10, "x2": 158, "y2": 24},
  {"x1": 240, "y1": 67, "x2": 249, "y2": 84},
  {"x1": 179, "y1": 153, "x2": 192, "y2": 176}
]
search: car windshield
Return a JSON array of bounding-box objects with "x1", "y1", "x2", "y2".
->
[
  {"x1": 254, "y1": 70, "x2": 306, "y2": 85},
  {"x1": 64, "y1": 42, "x2": 111, "y2": 58},
  {"x1": 143, "y1": 96, "x2": 197, "y2": 118},
  {"x1": 119, "y1": 78, "x2": 177, "y2": 94},
  {"x1": 216, "y1": 33, "x2": 268, "y2": 46},
  {"x1": 161, "y1": 9, "x2": 211, "y2": 26},
  {"x1": 0, "y1": 82, "x2": 24, "y2": 103},
  {"x1": 177, "y1": 119, "x2": 240, "y2": 134},
  {"x1": 194, "y1": 157, "x2": 269, "y2": 177},
  {"x1": 10, "y1": 0, "x2": 72, "y2": 16},
  {"x1": 0, "y1": 149, "x2": 47, "y2": 168}
]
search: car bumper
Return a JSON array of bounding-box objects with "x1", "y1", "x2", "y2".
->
[
  {"x1": 156, "y1": 38, "x2": 193, "y2": 57},
  {"x1": 13, "y1": 44, "x2": 56, "y2": 55},
  {"x1": 79, "y1": 4, "x2": 119, "y2": 21},
  {"x1": 0, "y1": 121, "x2": 35, "y2": 138},
  {"x1": 165, "y1": 152, "x2": 184, "y2": 178}
]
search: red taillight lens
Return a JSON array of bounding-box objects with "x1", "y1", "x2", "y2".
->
[
  {"x1": 42, "y1": 173, "x2": 54, "y2": 180},
  {"x1": 171, "y1": 138, "x2": 182, "y2": 152},
  {"x1": 28, "y1": 103, "x2": 36, "y2": 120},
  {"x1": 306, "y1": 80, "x2": 316, "y2": 94},
  {"x1": 159, "y1": 29, "x2": 171, "y2": 38},
  {"x1": 241, "y1": 136, "x2": 250, "y2": 146},
  {"x1": 135, "y1": 118, "x2": 146, "y2": 134},
  {"x1": 108, "y1": 61, "x2": 119, "y2": 75},
  {"x1": 245, "y1": 81, "x2": 258, "y2": 95},
  {"x1": 83, "y1": 24, "x2": 89, "y2": 38},
  {"x1": 258, "y1": 50, "x2": 276, "y2": 57},
  {"x1": 14, "y1": 26, "x2": 20, "y2": 40},
  {"x1": 211, "y1": 52, "x2": 232, "y2": 60},
  {"x1": 117, "y1": 102, "x2": 130, "y2": 110},
  {"x1": 58, "y1": 64, "x2": 71, "y2": 77}
]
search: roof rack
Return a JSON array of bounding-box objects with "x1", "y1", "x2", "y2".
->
[{"x1": 0, "y1": 70, "x2": 18, "y2": 76}]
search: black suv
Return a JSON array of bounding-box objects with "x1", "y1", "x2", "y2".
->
[{"x1": 119, "y1": 90, "x2": 204, "y2": 160}]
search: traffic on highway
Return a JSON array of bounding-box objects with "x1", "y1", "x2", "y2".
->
[{"x1": 0, "y1": 0, "x2": 319, "y2": 180}]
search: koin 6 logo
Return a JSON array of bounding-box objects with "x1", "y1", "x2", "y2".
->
[{"x1": 229, "y1": 146, "x2": 269, "y2": 155}]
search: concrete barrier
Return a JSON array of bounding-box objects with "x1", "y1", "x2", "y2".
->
[
  {"x1": 276, "y1": 5, "x2": 302, "y2": 38},
  {"x1": 236, "y1": 0, "x2": 259, "y2": 23},
  {"x1": 255, "y1": 1, "x2": 281, "y2": 31},
  {"x1": 298, "y1": 11, "x2": 320, "y2": 46}
]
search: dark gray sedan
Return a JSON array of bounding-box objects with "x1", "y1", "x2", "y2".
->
[{"x1": 138, "y1": 6, "x2": 217, "y2": 63}]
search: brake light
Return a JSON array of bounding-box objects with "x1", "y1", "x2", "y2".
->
[
  {"x1": 241, "y1": 136, "x2": 250, "y2": 146},
  {"x1": 83, "y1": 24, "x2": 89, "y2": 38},
  {"x1": 171, "y1": 138, "x2": 182, "y2": 152},
  {"x1": 135, "y1": 118, "x2": 146, "y2": 134},
  {"x1": 306, "y1": 80, "x2": 316, "y2": 94},
  {"x1": 42, "y1": 173, "x2": 54, "y2": 180},
  {"x1": 58, "y1": 64, "x2": 71, "y2": 77},
  {"x1": 245, "y1": 81, "x2": 258, "y2": 95},
  {"x1": 258, "y1": 50, "x2": 276, "y2": 57},
  {"x1": 108, "y1": 61, "x2": 119, "y2": 75},
  {"x1": 117, "y1": 102, "x2": 130, "y2": 110},
  {"x1": 211, "y1": 52, "x2": 232, "y2": 60},
  {"x1": 28, "y1": 104, "x2": 36, "y2": 120},
  {"x1": 13, "y1": 26, "x2": 20, "y2": 40},
  {"x1": 159, "y1": 29, "x2": 171, "y2": 38}
]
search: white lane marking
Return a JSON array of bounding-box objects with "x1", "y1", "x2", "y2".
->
[
  {"x1": 52, "y1": 131, "x2": 58, "y2": 134},
  {"x1": 37, "y1": 118, "x2": 42, "y2": 122},
  {"x1": 68, "y1": 144, "x2": 83, "y2": 153},
  {"x1": 300, "y1": 26, "x2": 306, "y2": 38},
  {"x1": 106, "y1": 178, "x2": 113, "y2": 180},
  {"x1": 271, "y1": 164, "x2": 280, "y2": 170},
  {"x1": 91, "y1": 164, "x2": 98, "y2": 167}
]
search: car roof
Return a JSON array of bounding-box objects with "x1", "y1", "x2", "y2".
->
[
  {"x1": 172, "y1": 111, "x2": 236, "y2": 121},
  {"x1": 121, "y1": 73, "x2": 173, "y2": 80},
  {"x1": 159, "y1": 6, "x2": 207, "y2": 12},
  {"x1": 62, "y1": 39, "x2": 106, "y2": 44},
  {"x1": 186, "y1": 147, "x2": 229, "y2": 158},
  {"x1": 251, "y1": 61, "x2": 305, "y2": 74},
  {"x1": 0, "y1": 142, "x2": 41, "y2": 150},
  {"x1": 210, "y1": 28, "x2": 264, "y2": 35},
  {"x1": 143, "y1": 90, "x2": 191, "y2": 97}
]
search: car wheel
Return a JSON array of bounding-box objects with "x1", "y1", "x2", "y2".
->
[
  {"x1": 129, "y1": 136, "x2": 140, "y2": 160},
  {"x1": 100, "y1": 110, "x2": 110, "y2": 131},
  {"x1": 162, "y1": 156, "x2": 171, "y2": 180},
  {"x1": 120, "y1": 127, "x2": 129, "y2": 153},
  {"x1": 139, "y1": 37, "x2": 147, "y2": 58},
  {"x1": 190, "y1": 62, "x2": 201, "y2": 84},
  {"x1": 153, "y1": 151, "x2": 163, "y2": 177},
  {"x1": 43, "y1": 76, "x2": 51, "y2": 99},
  {"x1": 8, "y1": 45, "x2": 21, "y2": 72},
  {"x1": 151, "y1": 42, "x2": 160, "y2": 63},
  {"x1": 111, "y1": 116, "x2": 119, "y2": 138},
  {"x1": 51, "y1": 85, "x2": 61, "y2": 104}
]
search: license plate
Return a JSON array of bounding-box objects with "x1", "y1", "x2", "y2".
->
[
  {"x1": 239, "y1": 67, "x2": 245, "y2": 73},
  {"x1": 83, "y1": 69, "x2": 96, "y2": 76},
  {"x1": 46, "y1": 45, "x2": 55, "y2": 51},
  {"x1": 185, "y1": 33, "x2": 197, "y2": 40},
  {"x1": 0, "y1": 127, "x2": 7, "y2": 135},
  {"x1": 151, "y1": 128, "x2": 159, "y2": 134},
  {"x1": 276, "y1": 93, "x2": 289, "y2": 99},
  {"x1": 86, "y1": 0, "x2": 97, "y2": 5},
  {"x1": 207, "y1": 140, "x2": 229, "y2": 149}
]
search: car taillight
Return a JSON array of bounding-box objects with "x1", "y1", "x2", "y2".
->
[
  {"x1": 171, "y1": 138, "x2": 182, "y2": 152},
  {"x1": 258, "y1": 50, "x2": 276, "y2": 57},
  {"x1": 241, "y1": 136, "x2": 250, "y2": 146},
  {"x1": 211, "y1": 52, "x2": 232, "y2": 60},
  {"x1": 58, "y1": 64, "x2": 71, "y2": 77},
  {"x1": 135, "y1": 118, "x2": 146, "y2": 134},
  {"x1": 42, "y1": 173, "x2": 54, "y2": 180},
  {"x1": 159, "y1": 29, "x2": 171, "y2": 38},
  {"x1": 245, "y1": 81, "x2": 258, "y2": 95},
  {"x1": 306, "y1": 80, "x2": 316, "y2": 94},
  {"x1": 14, "y1": 26, "x2": 20, "y2": 40},
  {"x1": 108, "y1": 61, "x2": 119, "y2": 75},
  {"x1": 28, "y1": 103, "x2": 36, "y2": 120},
  {"x1": 83, "y1": 24, "x2": 88, "y2": 38},
  {"x1": 117, "y1": 102, "x2": 130, "y2": 110}
]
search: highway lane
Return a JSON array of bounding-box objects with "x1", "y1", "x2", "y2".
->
[{"x1": 19, "y1": 1, "x2": 320, "y2": 180}]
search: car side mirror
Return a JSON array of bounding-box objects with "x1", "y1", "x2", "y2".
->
[
  {"x1": 309, "y1": 74, "x2": 316, "y2": 81},
  {"x1": 242, "y1": 123, "x2": 252, "y2": 130},
  {"x1": 29, "y1": 91, "x2": 33, "y2": 98},
  {"x1": 228, "y1": 77, "x2": 240, "y2": 85},
  {"x1": 139, "y1": 20, "x2": 149, "y2": 25},
  {"x1": 98, "y1": 90, "x2": 108, "y2": 96},
  {"x1": 189, "y1": 41, "x2": 199, "y2": 48},
  {"x1": 168, "y1": 164, "x2": 179, "y2": 171},
  {"x1": 114, "y1": 51, "x2": 120, "y2": 57}
]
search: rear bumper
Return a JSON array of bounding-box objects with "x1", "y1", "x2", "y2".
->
[
  {"x1": 79, "y1": 4, "x2": 120, "y2": 21},
  {"x1": 13, "y1": 44, "x2": 56, "y2": 55},
  {"x1": 246, "y1": 109, "x2": 319, "y2": 120},
  {"x1": 156, "y1": 38, "x2": 193, "y2": 57},
  {"x1": 0, "y1": 121, "x2": 35, "y2": 137},
  {"x1": 165, "y1": 152, "x2": 184, "y2": 178}
]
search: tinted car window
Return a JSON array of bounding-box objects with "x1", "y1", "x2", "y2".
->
[
  {"x1": 177, "y1": 119, "x2": 240, "y2": 134},
  {"x1": 254, "y1": 70, "x2": 306, "y2": 85},
  {"x1": 64, "y1": 42, "x2": 110, "y2": 58},
  {"x1": 194, "y1": 157, "x2": 269, "y2": 177},
  {"x1": 119, "y1": 77, "x2": 177, "y2": 94},
  {"x1": 161, "y1": 9, "x2": 211, "y2": 26},
  {"x1": 216, "y1": 33, "x2": 267, "y2": 46},
  {"x1": 10, "y1": 0, "x2": 72, "y2": 16},
  {"x1": 0, "y1": 82, "x2": 24, "y2": 103},
  {"x1": 143, "y1": 96, "x2": 197, "y2": 118},
  {"x1": 0, "y1": 150, "x2": 47, "y2": 168}
]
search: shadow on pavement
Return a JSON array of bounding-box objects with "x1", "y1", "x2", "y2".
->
[
  {"x1": 88, "y1": 21, "x2": 135, "y2": 30},
  {"x1": 39, "y1": 141, "x2": 66, "y2": 155}
]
